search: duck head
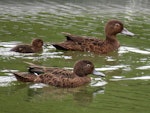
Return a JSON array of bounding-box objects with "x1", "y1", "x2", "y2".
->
[
  {"x1": 105, "y1": 20, "x2": 134, "y2": 38},
  {"x1": 32, "y1": 38, "x2": 44, "y2": 48},
  {"x1": 73, "y1": 60, "x2": 105, "y2": 77}
]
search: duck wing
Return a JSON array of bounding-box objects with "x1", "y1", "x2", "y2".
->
[
  {"x1": 26, "y1": 61, "x2": 76, "y2": 78},
  {"x1": 28, "y1": 65, "x2": 57, "y2": 74},
  {"x1": 53, "y1": 32, "x2": 104, "y2": 52}
]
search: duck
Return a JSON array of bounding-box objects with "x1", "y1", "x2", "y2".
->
[
  {"x1": 10, "y1": 38, "x2": 43, "y2": 53},
  {"x1": 52, "y1": 20, "x2": 134, "y2": 54},
  {"x1": 13, "y1": 60, "x2": 105, "y2": 88}
]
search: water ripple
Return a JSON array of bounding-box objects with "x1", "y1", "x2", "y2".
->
[
  {"x1": 90, "y1": 77, "x2": 107, "y2": 87},
  {"x1": 136, "y1": 66, "x2": 150, "y2": 70},
  {"x1": 29, "y1": 83, "x2": 48, "y2": 89},
  {"x1": 0, "y1": 76, "x2": 16, "y2": 87},
  {"x1": 0, "y1": 0, "x2": 149, "y2": 21},
  {"x1": 111, "y1": 75, "x2": 150, "y2": 81},
  {"x1": 96, "y1": 65, "x2": 130, "y2": 71},
  {"x1": 119, "y1": 46, "x2": 150, "y2": 55}
]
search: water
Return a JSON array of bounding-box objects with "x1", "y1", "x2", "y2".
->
[{"x1": 0, "y1": 0, "x2": 150, "y2": 113}]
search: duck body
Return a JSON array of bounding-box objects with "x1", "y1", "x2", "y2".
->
[
  {"x1": 11, "y1": 44, "x2": 35, "y2": 53},
  {"x1": 13, "y1": 60, "x2": 105, "y2": 88},
  {"x1": 14, "y1": 72, "x2": 91, "y2": 88},
  {"x1": 10, "y1": 38, "x2": 43, "y2": 53},
  {"x1": 53, "y1": 20, "x2": 134, "y2": 54},
  {"x1": 53, "y1": 33, "x2": 120, "y2": 54}
]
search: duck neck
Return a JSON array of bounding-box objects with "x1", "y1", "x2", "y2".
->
[
  {"x1": 31, "y1": 46, "x2": 42, "y2": 52},
  {"x1": 105, "y1": 35, "x2": 117, "y2": 42},
  {"x1": 105, "y1": 35, "x2": 120, "y2": 47},
  {"x1": 106, "y1": 34, "x2": 116, "y2": 41}
]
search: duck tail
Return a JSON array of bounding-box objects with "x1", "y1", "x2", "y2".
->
[
  {"x1": 52, "y1": 32, "x2": 83, "y2": 50},
  {"x1": 61, "y1": 32, "x2": 73, "y2": 41},
  {"x1": 13, "y1": 72, "x2": 41, "y2": 82},
  {"x1": 52, "y1": 44, "x2": 69, "y2": 50}
]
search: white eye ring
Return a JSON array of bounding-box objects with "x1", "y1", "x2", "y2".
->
[
  {"x1": 87, "y1": 64, "x2": 91, "y2": 67},
  {"x1": 115, "y1": 23, "x2": 120, "y2": 27}
]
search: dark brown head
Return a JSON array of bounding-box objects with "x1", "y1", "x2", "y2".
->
[
  {"x1": 73, "y1": 60, "x2": 105, "y2": 77},
  {"x1": 105, "y1": 20, "x2": 124, "y2": 36},
  {"x1": 105, "y1": 20, "x2": 134, "y2": 37},
  {"x1": 31, "y1": 38, "x2": 44, "y2": 48}
]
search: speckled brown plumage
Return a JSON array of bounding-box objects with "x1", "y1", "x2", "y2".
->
[
  {"x1": 10, "y1": 38, "x2": 43, "y2": 53},
  {"x1": 13, "y1": 60, "x2": 105, "y2": 88},
  {"x1": 53, "y1": 20, "x2": 134, "y2": 54}
]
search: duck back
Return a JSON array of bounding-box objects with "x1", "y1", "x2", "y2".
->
[{"x1": 29, "y1": 65, "x2": 77, "y2": 78}]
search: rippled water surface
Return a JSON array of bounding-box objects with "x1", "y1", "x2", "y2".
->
[{"x1": 0, "y1": 0, "x2": 150, "y2": 113}]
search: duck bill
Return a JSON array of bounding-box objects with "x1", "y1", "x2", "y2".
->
[
  {"x1": 121, "y1": 28, "x2": 135, "y2": 36},
  {"x1": 92, "y1": 69, "x2": 105, "y2": 77}
]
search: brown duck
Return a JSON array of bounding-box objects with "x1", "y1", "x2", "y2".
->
[
  {"x1": 13, "y1": 60, "x2": 105, "y2": 88},
  {"x1": 10, "y1": 38, "x2": 43, "y2": 53},
  {"x1": 53, "y1": 20, "x2": 134, "y2": 54}
]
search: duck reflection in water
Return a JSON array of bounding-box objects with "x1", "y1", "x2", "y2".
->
[{"x1": 25, "y1": 84, "x2": 105, "y2": 106}]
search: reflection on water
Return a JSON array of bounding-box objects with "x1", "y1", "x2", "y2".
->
[
  {"x1": 111, "y1": 75, "x2": 150, "y2": 81},
  {"x1": 0, "y1": 0, "x2": 150, "y2": 113},
  {"x1": 119, "y1": 46, "x2": 150, "y2": 55},
  {"x1": 26, "y1": 83, "x2": 106, "y2": 107},
  {"x1": 0, "y1": 0, "x2": 150, "y2": 15},
  {"x1": 0, "y1": 76, "x2": 16, "y2": 87},
  {"x1": 136, "y1": 65, "x2": 150, "y2": 70}
]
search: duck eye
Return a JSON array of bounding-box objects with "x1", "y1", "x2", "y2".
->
[
  {"x1": 115, "y1": 23, "x2": 120, "y2": 27},
  {"x1": 86, "y1": 64, "x2": 91, "y2": 67}
]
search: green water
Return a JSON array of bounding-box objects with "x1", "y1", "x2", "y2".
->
[{"x1": 0, "y1": 0, "x2": 150, "y2": 113}]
